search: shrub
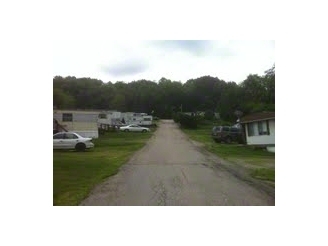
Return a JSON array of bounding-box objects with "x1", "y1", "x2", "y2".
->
[
  {"x1": 98, "y1": 128, "x2": 106, "y2": 135},
  {"x1": 204, "y1": 110, "x2": 214, "y2": 120},
  {"x1": 173, "y1": 112, "x2": 181, "y2": 123},
  {"x1": 179, "y1": 113, "x2": 199, "y2": 129}
]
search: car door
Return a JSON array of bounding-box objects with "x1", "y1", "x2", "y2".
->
[
  {"x1": 136, "y1": 125, "x2": 143, "y2": 132},
  {"x1": 53, "y1": 133, "x2": 65, "y2": 149},
  {"x1": 130, "y1": 125, "x2": 138, "y2": 132},
  {"x1": 134, "y1": 125, "x2": 142, "y2": 132},
  {"x1": 64, "y1": 133, "x2": 79, "y2": 149}
]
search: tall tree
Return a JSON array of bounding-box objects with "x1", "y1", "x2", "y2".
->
[{"x1": 53, "y1": 64, "x2": 275, "y2": 120}]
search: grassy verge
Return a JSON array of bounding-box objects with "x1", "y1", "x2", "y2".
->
[
  {"x1": 181, "y1": 123, "x2": 275, "y2": 184},
  {"x1": 53, "y1": 131, "x2": 153, "y2": 206}
]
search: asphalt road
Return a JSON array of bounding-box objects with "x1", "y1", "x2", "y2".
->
[{"x1": 80, "y1": 120, "x2": 274, "y2": 206}]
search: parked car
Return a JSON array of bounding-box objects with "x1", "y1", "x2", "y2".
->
[
  {"x1": 53, "y1": 132, "x2": 94, "y2": 151},
  {"x1": 120, "y1": 124, "x2": 150, "y2": 132},
  {"x1": 211, "y1": 126, "x2": 243, "y2": 144}
]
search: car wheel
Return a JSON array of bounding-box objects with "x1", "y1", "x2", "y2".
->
[
  {"x1": 75, "y1": 143, "x2": 86, "y2": 152},
  {"x1": 142, "y1": 129, "x2": 147, "y2": 133},
  {"x1": 225, "y1": 137, "x2": 232, "y2": 144},
  {"x1": 124, "y1": 129, "x2": 129, "y2": 132}
]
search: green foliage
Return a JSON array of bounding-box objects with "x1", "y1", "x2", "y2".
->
[
  {"x1": 245, "y1": 102, "x2": 275, "y2": 114},
  {"x1": 217, "y1": 119, "x2": 234, "y2": 126},
  {"x1": 204, "y1": 110, "x2": 214, "y2": 120},
  {"x1": 172, "y1": 112, "x2": 181, "y2": 123},
  {"x1": 179, "y1": 114, "x2": 199, "y2": 129},
  {"x1": 53, "y1": 64, "x2": 275, "y2": 121},
  {"x1": 53, "y1": 88, "x2": 75, "y2": 109}
]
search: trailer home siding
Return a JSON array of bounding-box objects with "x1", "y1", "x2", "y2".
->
[{"x1": 53, "y1": 110, "x2": 99, "y2": 138}]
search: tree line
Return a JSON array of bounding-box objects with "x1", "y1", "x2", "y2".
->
[{"x1": 53, "y1": 64, "x2": 274, "y2": 122}]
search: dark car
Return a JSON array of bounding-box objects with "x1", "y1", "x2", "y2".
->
[{"x1": 211, "y1": 126, "x2": 243, "y2": 144}]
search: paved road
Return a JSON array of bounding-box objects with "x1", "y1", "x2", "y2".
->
[{"x1": 80, "y1": 120, "x2": 274, "y2": 206}]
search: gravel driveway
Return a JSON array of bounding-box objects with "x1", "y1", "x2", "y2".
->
[{"x1": 80, "y1": 120, "x2": 274, "y2": 205}]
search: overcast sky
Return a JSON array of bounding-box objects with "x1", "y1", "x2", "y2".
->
[{"x1": 53, "y1": 40, "x2": 275, "y2": 84}]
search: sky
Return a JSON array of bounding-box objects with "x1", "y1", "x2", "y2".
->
[{"x1": 53, "y1": 40, "x2": 275, "y2": 84}]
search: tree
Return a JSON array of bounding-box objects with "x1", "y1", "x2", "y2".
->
[
  {"x1": 53, "y1": 88, "x2": 75, "y2": 109},
  {"x1": 234, "y1": 110, "x2": 243, "y2": 121},
  {"x1": 53, "y1": 65, "x2": 274, "y2": 122},
  {"x1": 264, "y1": 64, "x2": 275, "y2": 104}
]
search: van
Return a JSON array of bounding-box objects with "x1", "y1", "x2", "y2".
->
[{"x1": 211, "y1": 126, "x2": 243, "y2": 144}]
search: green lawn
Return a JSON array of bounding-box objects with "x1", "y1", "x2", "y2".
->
[
  {"x1": 182, "y1": 123, "x2": 275, "y2": 183},
  {"x1": 53, "y1": 131, "x2": 154, "y2": 206}
]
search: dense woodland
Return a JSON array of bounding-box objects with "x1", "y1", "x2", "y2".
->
[{"x1": 53, "y1": 65, "x2": 275, "y2": 122}]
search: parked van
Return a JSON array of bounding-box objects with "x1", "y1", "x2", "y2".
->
[{"x1": 211, "y1": 126, "x2": 243, "y2": 144}]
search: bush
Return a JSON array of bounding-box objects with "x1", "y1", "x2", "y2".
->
[
  {"x1": 216, "y1": 119, "x2": 233, "y2": 126},
  {"x1": 98, "y1": 128, "x2": 106, "y2": 135},
  {"x1": 179, "y1": 114, "x2": 199, "y2": 129},
  {"x1": 204, "y1": 110, "x2": 214, "y2": 120},
  {"x1": 173, "y1": 112, "x2": 181, "y2": 123}
]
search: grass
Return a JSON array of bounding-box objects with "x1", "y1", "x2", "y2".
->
[
  {"x1": 182, "y1": 122, "x2": 275, "y2": 183},
  {"x1": 53, "y1": 131, "x2": 154, "y2": 206},
  {"x1": 251, "y1": 168, "x2": 275, "y2": 181}
]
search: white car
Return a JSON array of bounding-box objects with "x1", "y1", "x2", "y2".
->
[
  {"x1": 53, "y1": 132, "x2": 94, "y2": 151},
  {"x1": 119, "y1": 124, "x2": 150, "y2": 133}
]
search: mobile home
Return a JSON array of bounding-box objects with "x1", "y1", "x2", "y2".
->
[
  {"x1": 53, "y1": 110, "x2": 100, "y2": 138},
  {"x1": 121, "y1": 112, "x2": 153, "y2": 126},
  {"x1": 240, "y1": 111, "x2": 275, "y2": 152},
  {"x1": 98, "y1": 110, "x2": 122, "y2": 127}
]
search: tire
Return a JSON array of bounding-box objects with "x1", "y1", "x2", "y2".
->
[
  {"x1": 75, "y1": 143, "x2": 86, "y2": 152},
  {"x1": 124, "y1": 129, "x2": 129, "y2": 132},
  {"x1": 142, "y1": 129, "x2": 147, "y2": 133}
]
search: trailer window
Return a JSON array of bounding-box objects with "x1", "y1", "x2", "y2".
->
[
  {"x1": 143, "y1": 118, "x2": 151, "y2": 121},
  {"x1": 62, "y1": 113, "x2": 73, "y2": 122}
]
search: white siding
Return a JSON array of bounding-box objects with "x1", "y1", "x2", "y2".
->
[
  {"x1": 245, "y1": 119, "x2": 275, "y2": 145},
  {"x1": 53, "y1": 110, "x2": 99, "y2": 138},
  {"x1": 73, "y1": 113, "x2": 98, "y2": 122},
  {"x1": 98, "y1": 111, "x2": 122, "y2": 125}
]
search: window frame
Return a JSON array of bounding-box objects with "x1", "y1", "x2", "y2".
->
[
  {"x1": 247, "y1": 123, "x2": 255, "y2": 136},
  {"x1": 62, "y1": 113, "x2": 73, "y2": 122},
  {"x1": 258, "y1": 120, "x2": 269, "y2": 135}
]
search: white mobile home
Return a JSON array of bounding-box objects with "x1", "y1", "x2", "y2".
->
[
  {"x1": 53, "y1": 110, "x2": 100, "y2": 138},
  {"x1": 97, "y1": 111, "x2": 153, "y2": 127},
  {"x1": 98, "y1": 110, "x2": 122, "y2": 126},
  {"x1": 121, "y1": 112, "x2": 153, "y2": 126},
  {"x1": 240, "y1": 112, "x2": 275, "y2": 152}
]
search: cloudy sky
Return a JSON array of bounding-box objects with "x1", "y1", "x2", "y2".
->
[{"x1": 53, "y1": 40, "x2": 275, "y2": 84}]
